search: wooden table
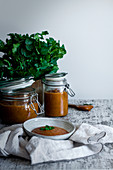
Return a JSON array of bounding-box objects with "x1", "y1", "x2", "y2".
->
[{"x1": 0, "y1": 99, "x2": 113, "y2": 170}]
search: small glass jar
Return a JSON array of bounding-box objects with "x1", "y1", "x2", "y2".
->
[
  {"x1": 43, "y1": 72, "x2": 75, "y2": 117},
  {"x1": 0, "y1": 77, "x2": 43, "y2": 124}
]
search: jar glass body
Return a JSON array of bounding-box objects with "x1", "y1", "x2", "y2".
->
[
  {"x1": 0, "y1": 88, "x2": 39, "y2": 124},
  {"x1": 44, "y1": 84, "x2": 68, "y2": 117}
]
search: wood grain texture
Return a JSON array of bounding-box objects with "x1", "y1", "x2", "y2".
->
[{"x1": 0, "y1": 99, "x2": 113, "y2": 170}]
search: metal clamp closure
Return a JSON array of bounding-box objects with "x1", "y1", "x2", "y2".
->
[
  {"x1": 65, "y1": 84, "x2": 75, "y2": 97},
  {"x1": 30, "y1": 93, "x2": 44, "y2": 115}
]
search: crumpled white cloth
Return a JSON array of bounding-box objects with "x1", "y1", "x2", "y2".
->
[{"x1": 0, "y1": 123, "x2": 113, "y2": 165}]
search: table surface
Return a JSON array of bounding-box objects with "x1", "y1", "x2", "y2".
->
[{"x1": 0, "y1": 99, "x2": 113, "y2": 170}]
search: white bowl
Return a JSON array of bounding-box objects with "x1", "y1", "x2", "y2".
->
[{"x1": 23, "y1": 117, "x2": 75, "y2": 140}]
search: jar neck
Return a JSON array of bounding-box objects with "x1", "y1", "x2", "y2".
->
[
  {"x1": 0, "y1": 94, "x2": 30, "y2": 100},
  {"x1": 44, "y1": 83, "x2": 75, "y2": 97},
  {"x1": 0, "y1": 86, "x2": 36, "y2": 100},
  {"x1": 44, "y1": 85, "x2": 65, "y2": 93},
  {"x1": 42, "y1": 78, "x2": 67, "y2": 86}
]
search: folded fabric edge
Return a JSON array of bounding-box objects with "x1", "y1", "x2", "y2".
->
[{"x1": 30, "y1": 143, "x2": 103, "y2": 165}]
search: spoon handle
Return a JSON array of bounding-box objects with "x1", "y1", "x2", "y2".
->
[{"x1": 68, "y1": 104, "x2": 93, "y2": 111}]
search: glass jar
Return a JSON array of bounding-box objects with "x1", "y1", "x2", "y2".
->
[
  {"x1": 43, "y1": 72, "x2": 75, "y2": 117},
  {"x1": 0, "y1": 77, "x2": 43, "y2": 124}
]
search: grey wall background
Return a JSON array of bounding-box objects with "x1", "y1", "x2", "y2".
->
[{"x1": 0, "y1": 0, "x2": 113, "y2": 99}]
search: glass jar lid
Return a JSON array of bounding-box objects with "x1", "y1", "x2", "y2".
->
[
  {"x1": 0, "y1": 77, "x2": 35, "y2": 94},
  {"x1": 43, "y1": 72, "x2": 68, "y2": 86},
  {"x1": 45, "y1": 72, "x2": 67, "y2": 81}
]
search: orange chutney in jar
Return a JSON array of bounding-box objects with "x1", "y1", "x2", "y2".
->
[
  {"x1": 43, "y1": 72, "x2": 75, "y2": 117},
  {"x1": 0, "y1": 100, "x2": 38, "y2": 124},
  {"x1": 44, "y1": 89, "x2": 68, "y2": 117},
  {"x1": 0, "y1": 77, "x2": 40, "y2": 124}
]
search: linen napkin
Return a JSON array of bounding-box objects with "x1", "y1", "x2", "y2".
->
[{"x1": 0, "y1": 123, "x2": 112, "y2": 165}]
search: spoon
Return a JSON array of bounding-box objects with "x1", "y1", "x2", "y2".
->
[{"x1": 68, "y1": 104, "x2": 93, "y2": 111}]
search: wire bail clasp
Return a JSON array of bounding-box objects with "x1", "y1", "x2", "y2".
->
[
  {"x1": 30, "y1": 93, "x2": 44, "y2": 116},
  {"x1": 65, "y1": 84, "x2": 75, "y2": 97}
]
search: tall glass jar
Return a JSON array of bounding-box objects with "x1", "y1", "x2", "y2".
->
[
  {"x1": 0, "y1": 77, "x2": 43, "y2": 124},
  {"x1": 43, "y1": 73, "x2": 75, "y2": 117}
]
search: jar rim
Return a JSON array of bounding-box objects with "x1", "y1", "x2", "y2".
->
[
  {"x1": 0, "y1": 77, "x2": 35, "y2": 92},
  {"x1": 45, "y1": 72, "x2": 67, "y2": 81}
]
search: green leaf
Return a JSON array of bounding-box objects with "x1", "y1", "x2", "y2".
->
[
  {"x1": 12, "y1": 43, "x2": 20, "y2": 53},
  {"x1": 25, "y1": 39, "x2": 33, "y2": 45},
  {"x1": 21, "y1": 48, "x2": 27, "y2": 57},
  {"x1": 26, "y1": 44, "x2": 33, "y2": 51},
  {"x1": 30, "y1": 34, "x2": 35, "y2": 38},
  {"x1": 35, "y1": 47, "x2": 40, "y2": 55},
  {"x1": 0, "y1": 60, "x2": 4, "y2": 67},
  {"x1": 29, "y1": 67, "x2": 36, "y2": 75},
  {"x1": 34, "y1": 33, "x2": 40, "y2": 41},
  {"x1": 50, "y1": 48, "x2": 58, "y2": 55},
  {"x1": 7, "y1": 33, "x2": 15, "y2": 39},
  {"x1": 83, "y1": 104, "x2": 93, "y2": 105},
  {"x1": 41, "y1": 31, "x2": 49, "y2": 35},
  {"x1": 48, "y1": 38, "x2": 55, "y2": 44},
  {"x1": 41, "y1": 47, "x2": 48, "y2": 55},
  {"x1": 0, "y1": 40, "x2": 5, "y2": 51},
  {"x1": 45, "y1": 55, "x2": 50, "y2": 61},
  {"x1": 34, "y1": 63, "x2": 38, "y2": 67},
  {"x1": 40, "y1": 125, "x2": 54, "y2": 131},
  {"x1": 4, "y1": 59, "x2": 11, "y2": 66},
  {"x1": 50, "y1": 58, "x2": 57, "y2": 65}
]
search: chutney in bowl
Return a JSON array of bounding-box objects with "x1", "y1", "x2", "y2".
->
[{"x1": 23, "y1": 117, "x2": 76, "y2": 140}]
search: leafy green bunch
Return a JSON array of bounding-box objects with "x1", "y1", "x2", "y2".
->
[{"x1": 0, "y1": 31, "x2": 66, "y2": 80}]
